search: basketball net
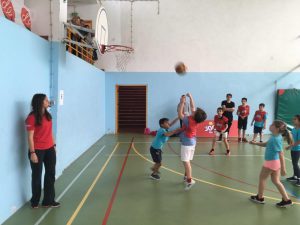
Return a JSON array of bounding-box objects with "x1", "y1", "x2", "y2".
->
[{"x1": 115, "y1": 51, "x2": 133, "y2": 72}]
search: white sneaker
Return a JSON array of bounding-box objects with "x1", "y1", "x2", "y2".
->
[
  {"x1": 184, "y1": 179, "x2": 196, "y2": 191},
  {"x1": 183, "y1": 176, "x2": 187, "y2": 183}
]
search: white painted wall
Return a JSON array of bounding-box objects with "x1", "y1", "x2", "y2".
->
[
  {"x1": 0, "y1": 0, "x2": 27, "y2": 26},
  {"x1": 23, "y1": 0, "x2": 300, "y2": 72},
  {"x1": 25, "y1": 0, "x2": 50, "y2": 36},
  {"x1": 25, "y1": 0, "x2": 67, "y2": 40},
  {"x1": 72, "y1": 0, "x2": 300, "y2": 72},
  {"x1": 121, "y1": 0, "x2": 300, "y2": 72}
]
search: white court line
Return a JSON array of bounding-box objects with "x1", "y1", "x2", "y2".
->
[
  {"x1": 34, "y1": 145, "x2": 106, "y2": 225},
  {"x1": 108, "y1": 153, "x2": 264, "y2": 157},
  {"x1": 284, "y1": 156, "x2": 300, "y2": 165}
]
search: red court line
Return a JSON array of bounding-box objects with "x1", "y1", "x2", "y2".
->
[
  {"x1": 101, "y1": 137, "x2": 134, "y2": 225},
  {"x1": 167, "y1": 142, "x2": 297, "y2": 197}
]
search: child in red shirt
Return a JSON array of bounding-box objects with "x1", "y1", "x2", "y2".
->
[
  {"x1": 237, "y1": 97, "x2": 250, "y2": 143},
  {"x1": 209, "y1": 108, "x2": 230, "y2": 156}
]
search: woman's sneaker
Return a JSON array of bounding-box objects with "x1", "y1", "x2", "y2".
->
[
  {"x1": 184, "y1": 179, "x2": 196, "y2": 191},
  {"x1": 286, "y1": 176, "x2": 298, "y2": 182},
  {"x1": 276, "y1": 199, "x2": 293, "y2": 208},
  {"x1": 150, "y1": 173, "x2": 160, "y2": 180},
  {"x1": 42, "y1": 201, "x2": 61, "y2": 208},
  {"x1": 31, "y1": 203, "x2": 39, "y2": 209},
  {"x1": 295, "y1": 179, "x2": 300, "y2": 187},
  {"x1": 249, "y1": 195, "x2": 265, "y2": 204}
]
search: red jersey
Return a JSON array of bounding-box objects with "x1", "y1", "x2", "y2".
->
[
  {"x1": 238, "y1": 105, "x2": 250, "y2": 117},
  {"x1": 183, "y1": 116, "x2": 199, "y2": 138},
  {"x1": 214, "y1": 115, "x2": 228, "y2": 132},
  {"x1": 25, "y1": 114, "x2": 54, "y2": 150},
  {"x1": 254, "y1": 110, "x2": 267, "y2": 122}
]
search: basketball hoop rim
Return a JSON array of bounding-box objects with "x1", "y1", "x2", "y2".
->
[{"x1": 99, "y1": 44, "x2": 134, "y2": 54}]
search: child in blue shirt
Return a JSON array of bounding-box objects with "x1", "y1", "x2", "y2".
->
[
  {"x1": 286, "y1": 115, "x2": 300, "y2": 186},
  {"x1": 150, "y1": 117, "x2": 181, "y2": 180},
  {"x1": 250, "y1": 120, "x2": 293, "y2": 208}
]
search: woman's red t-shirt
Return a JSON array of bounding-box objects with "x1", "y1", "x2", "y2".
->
[{"x1": 25, "y1": 114, "x2": 54, "y2": 150}]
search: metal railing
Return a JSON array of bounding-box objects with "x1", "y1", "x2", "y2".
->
[{"x1": 65, "y1": 26, "x2": 95, "y2": 65}]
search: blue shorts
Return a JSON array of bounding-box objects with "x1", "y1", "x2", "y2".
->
[
  {"x1": 150, "y1": 146, "x2": 162, "y2": 163},
  {"x1": 254, "y1": 126, "x2": 263, "y2": 134}
]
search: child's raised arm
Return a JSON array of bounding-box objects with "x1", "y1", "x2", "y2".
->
[
  {"x1": 186, "y1": 93, "x2": 196, "y2": 112},
  {"x1": 178, "y1": 99, "x2": 185, "y2": 120}
]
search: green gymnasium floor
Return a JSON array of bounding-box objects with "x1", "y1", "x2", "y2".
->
[{"x1": 3, "y1": 134, "x2": 300, "y2": 225}]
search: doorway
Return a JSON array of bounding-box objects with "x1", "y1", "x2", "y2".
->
[{"x1": 116, "y1": 85, "x2": 147, "y2": 133}]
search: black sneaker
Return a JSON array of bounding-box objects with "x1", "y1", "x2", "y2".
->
[
  {"x1": 42, "y1": 201, "x2": 61, "y2": 208},
  {"x1": 31, "y1": 203, "x2": 39, "y2": 209},
  {"x1": 276, "y1": 199, "x2": 293, "y2": 208},
  {"x1": 150, "y1": 173, "x2": 160, "y2": 180},
  {"x1": 286, "y1": 176, "x2": 298, "y2": 182},
  {"x1": 295, "y1": 180, "x2": 300, "y2": 187},
  {"x1": 249, "y1": 195, "x2": 265, "y2": 204}
]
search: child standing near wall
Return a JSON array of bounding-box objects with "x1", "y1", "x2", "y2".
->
[
  {"x1": 150, "y1": 118, "x2": 181, "y2": 180},
  {"x1": 237, "y1": 98, "x2": 250, "y2": 143},
  {"x1": 286, "y1": 115, "x2": 300, "y2": 187},
  {"x1": 209, "y1": 108, "x2": 230, "y2": 156},
  {"x1": 251, "y1": 103, "x2": 267, "y2": 143},
  {"x1": 178, "y1": 93, "x2": 207, "y2": 191},
  {"x1": 249, "y1": 120, "x2": 293, "y2": 208}
]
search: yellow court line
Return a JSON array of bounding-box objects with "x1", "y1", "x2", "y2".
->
[
  {"x1": 132, "y1": 144, "x2": 300, "y2": 205},
  {"x1": 66, "y1": 142, "x2": 120, "y2": 225}
]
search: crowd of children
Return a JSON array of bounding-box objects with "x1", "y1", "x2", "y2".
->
[{"x1": 148, "y1": 92, "x2": 300, "y2": 208}]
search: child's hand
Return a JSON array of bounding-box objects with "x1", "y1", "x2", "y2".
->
[
  {"x1": 281, "y1": 168, "x2": 287, "y2": 176},
  {"x1": 180, "y1": 97, "x2": 185, "y2": 104},
  {"x1": 263, "y1": 126, "x2": 266, "y2": 130},
  {"x1": 285, "y1": 145, "x2": 292, "y2": 150}
]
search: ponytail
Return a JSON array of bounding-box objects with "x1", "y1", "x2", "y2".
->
[{"x1": 282, "y1": 129, "x2": 293, "y2": 145}]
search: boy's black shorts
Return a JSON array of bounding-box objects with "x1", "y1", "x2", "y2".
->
[
  {"x1": 150, "y1": 146, "x2": 162, "y2": 163},
  {"x1": 254, "y1": 126, "x2": 263, "y2": 134},
  {"x1": 238, "y1": 117, "x2": 248, "y2": 130}
]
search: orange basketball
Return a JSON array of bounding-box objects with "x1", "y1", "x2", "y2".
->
[{"x1": 175, "y1": 62, "x2": 187, "y2": 75}]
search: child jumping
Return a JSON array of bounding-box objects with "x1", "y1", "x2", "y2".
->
[
  {"x1": 178, "y1": 93, "x2": 207, "y2": 191},
  {"x1": 237, "y1": 97, "x2": 250, "y2": 143},
  {"x1": 285, "y1": 115, "x2": 300, "y2": 187},
  {"x1": 150, "y1": 117, "x2": 181, "y2": 180},
  {"x1": 251, "y1": 103, "x2": 267, "y2": 142},
  {"x1": 209, "y1": 107, "x2": 230, "y2": 156},
  {"x1": 250, "y1": 120, "x2": 293, "y2": 208}
]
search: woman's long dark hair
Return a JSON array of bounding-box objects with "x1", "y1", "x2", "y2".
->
[{"x1": 30, "y1": 94, "x2": 52, "y2": 125}]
